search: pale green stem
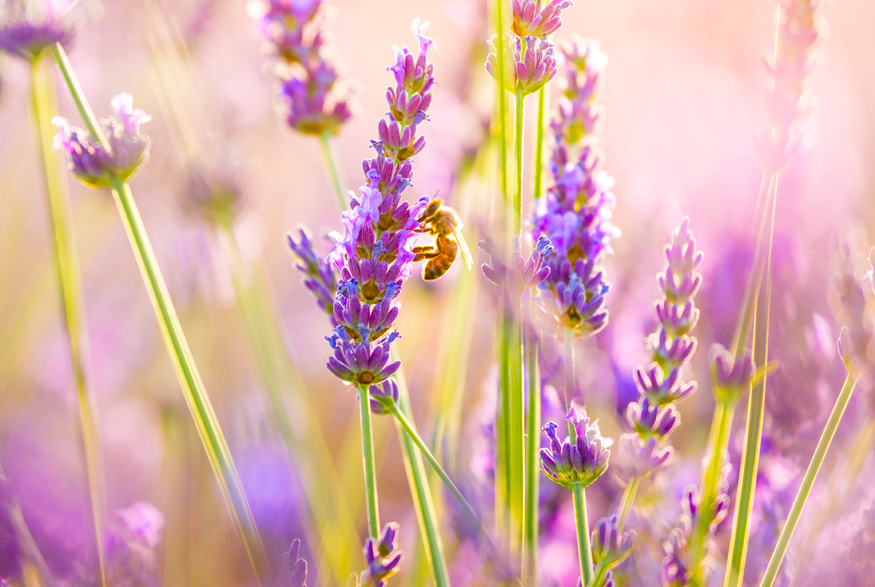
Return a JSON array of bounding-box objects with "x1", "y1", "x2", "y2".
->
[
  {"x1": 513, "y1": 90, "x2": 525, "y2": 236},
  {"x1": 573, "y1": 484, "x2": 594, "y2": 585},
  {"x1": 391, "y1": 356, "x2": 450, "y2": 586},
  {"x1": 617, "y1": 476, "x2": 640, "y2": 532},
  {"x1": 508, "y1": 312, "x2": 524, "y2": 555},
  {"x1": 357, "y1": 385, "x2": 381, "y2": 539},
  {"x1": 496, "y1": 309, "x2": 510, "y2": 537},
  {"x1": 221, "y1": 225, "x2": 356, "y2": 585},
  {"x1": 524, "y1": 298, "x2": 541, "y2": 582},
  {"x1": 52, "y1": 45, "x2": 267, "y2": 579},
  {"x1": 319, "y1": 131, "x2": 347, "y2": 211},
  {"x1": 689, "y1": 400, "x2": 736, "y2": 583},
  {"x1": 392, "y1": 406, "x2": 480, "y2": 530},
  {"x1": 591, "y1": 562, "x2": 609, "y2": 587},
  {"x1": 725, "y1": 177, "x2": 778, "y2": 587},
  {"x1": 29, "y1": 56, "x2": 107, "y2": 587},
  {"x1": 532, "y1": 86, "x2": 547, "y2": 201},
  {"x1": 564, "y1": 329, "x2": 574, "y2": 435},
  {"x1": 759, "y1": 374, "x2": 859, "y2": 587},
  {"x1": 495, "y1": 0, "x2": 509, "y2": 203}
]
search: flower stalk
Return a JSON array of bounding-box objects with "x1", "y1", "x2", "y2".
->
[
  {"x1": 358, "y1": 384, "x2": 381, "y2": 539},
  {"x1": 573, "y1": 483, "x2": 594, "y2": 585},
  {"x1": 28, "y1": 55, "x2": 107, "y2": 587}
]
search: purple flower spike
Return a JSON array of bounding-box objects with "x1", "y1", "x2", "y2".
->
[
  {"x1": 359, "y1": 522, "x2": 403, "y2": 587},
  {"x1": 288, "y1": 228, "x2": 338, "y2": 322},
  {"x1": 480, "y1": 235, "x2": 554, "y2": 299},
  {"x1": 533, "y1": 38, "x2": 618, "y2": 338},
  {"x1": 619, "y1": 219, "x2": 703, "y2": 480},
  {"x1": 325, "y1": 21, "x2": 436, "y2": 387},
  {"x1": 0, "y1": 0, "x2": 75, "y2": 62},
  {"x1": 486, "y1": 34, "x2": 557, "y2": 96},
  {"x1": 250, "y1": 0, "x2": 353, "y2": 136},
  {"x1": 591, "y1": 515, "x2": 635, "y2": 570},
  {"x1": 52, "y1": 93, "x2": 151, "y2": 189},
  {"x1": 710, "y1": 344, "x2": 755, "y2": 403},
  {"x1": 284, "y1": 538, "x2": 308, "y2": 587},
  {"x1": 512, "y1": 0, "x2": 573, "y2": 38},
  {"x1": 539, "y1": 406, "x2": 612, "y2": 490}
]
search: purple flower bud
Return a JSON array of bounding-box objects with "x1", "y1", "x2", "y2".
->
[
  {"x1": 710, "y1": 344, "x2": 755, "y2": 403},
  {"x1": 539, "y1": 406, "x2": 612, "y2": 489},
  {"x1": 369, "y1": 380, "x2": 399, "y2": 415},
  {"x1": 52, "y1": 93, "x2": 151, "y2": 188},
  {"x1": 285, "y1": 538, "x2": 308, "y2": 587},
  {"x1": 360, "y1": 522, "x2": 403, "y2": 586},
  {"x1": 591, "y1": 515, "x2": 635, "y2": 569},
  {"x1": 486, "y1": 34, "x2": 557, "y2": 96},
  {"x1": 511, "y1": 0, "x2": 573, "y2": 38}
]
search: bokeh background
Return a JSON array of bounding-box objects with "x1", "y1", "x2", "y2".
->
[{"x1": 1, "y1": 0, "x2": 874, "y2": 584}]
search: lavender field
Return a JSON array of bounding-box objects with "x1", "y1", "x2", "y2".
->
[{"x1": 0, "y1": 0, "x2": 874, "y2": 585}]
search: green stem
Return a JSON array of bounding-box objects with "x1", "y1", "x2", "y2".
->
[
  {"x1": 532, "y1": 86, "x2": 547, "y2": 201},
  {"x1": 392, "y1": 407, "x2": 479, "y2": 530},
  {"x1": 689, "y1": 400, "x2": 736, "y2": 583},
  {"x1": 759, "y1": 374, "x2": 859, "y2": 587},
  {"x1": 495, "y1": 0, "x2": 509, "y2": 204},
  {"x1": 725, "y1": 178, "x2": 778, "y2": 587},
  {"x1": 52, "y1": 45, "x2": 267, "y2": 580},
  {"x1": 496, "y1": 306, "x2": 510, "y2": 537},
  {"x1": 318, "y1": 132, "x2": 347, "y2": 211},
  {"x1": 573, "y1": 484, "x2": 594, "y2": 585},
  {"x1": 524, "y1": 299, "x2": 541, "y2": 582},
  {"x1": 29, "y1": 57, "x2": 107, "y2": 587},
  {"x1": 513, "y1": 90, "x2": 525, "y2": 236},
  {"x1": 617, "y1": 476, "x2": 640, "y2": 532},
  {"x1": 391, "y1": 358, "x2": 450, "y2": 587},
  {"x1": 507, "y1": 310, "x2": 525, "y2": 554},
  {"x1": 564, "y1": 329, "x2": 575, "y2": 436},
  {"x1": 357, "y1": 385, "x2": 381, "y2": 539}
]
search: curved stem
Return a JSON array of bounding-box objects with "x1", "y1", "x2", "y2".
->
[
  {"x1": 357, "y1": 385, "x2": 381, "y2": 539},
  {"x1": 390, "y1": 357, "x2": 450, "y2": 586},
  {"x1": 318, "y1": 132, "x2": 347, "y2": 212},
  {"x1": 617, "y1": 476, "x2": 640, "y2": 532},
  {"x1": 29, "y1": 57, "x2": 107, "y2": 587},
  {"x1": 759, "y1": 374, "x2": 859, "y2": 587},
  {"x1": 573, "y1": 484, "x2": 594, "y2": 585}
]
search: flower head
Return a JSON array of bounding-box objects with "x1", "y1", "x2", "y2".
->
[
  {"x1": 480, "y1": 235, "x2": 554, "y2": 299},
  {"x1": 539, "y1": 406, "x2": 612, "y2": 489},
  {"x1": 284, "y1": 538, "x2": 308, "y2": 587},
  {"x1": 511, "y1": 0, "x2": 573, "y2": 38},
  {"x1": 710, "y1": 344, "x2": 755, "y2": 403},
  {"x1": 288, "y1": 228, "x2": 338, "y2": 321},
  {"x1": 359, "y1": 522, "x2": 403, "y2": 587},
  {"x1": 486, "y1": 34, "x2": 557, "y2": 95},
  {"x1": 591, "y1": 515, "x2": 635, "y2": 570},
  {"x1": 0, "y1": 0, "x2": 75, "y2": 62},
  {"x1": 52, "y1": 93, "x2": 151, "y2": 188}
]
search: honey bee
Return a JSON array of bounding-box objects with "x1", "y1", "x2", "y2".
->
[{"x1": 412, "y1": 198, "x2": 473, "y2": 281}]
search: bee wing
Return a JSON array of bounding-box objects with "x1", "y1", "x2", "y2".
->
[{"x1": 451, "y1": 225, "x2": 473, "y2": 270}]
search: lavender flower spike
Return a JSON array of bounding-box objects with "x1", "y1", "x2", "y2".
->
[
  {"x1": 710, "y1": 344, "x2": 755, "y2": 404},
  {"x1": 288, "y1": 227, "x2": 338, "y2": 322},
  {"x1": 0, "y1": 0, "x2": 75, "y2": 62},
  {"x1": 359, "y1": 522, "x2": 403, "y2": 587},
  {"x1": 480, "y1": 234, "x2": 554, "y2": 299},
  {"x1": 512, "y1": 0, "x2": 573, "y2": 38},
  {"x1": 591, "y1": 515, "x2": 635, "y2": 570},
  {"x1": 325, "y1": 20, "x2": 436, "y2": 387},
  {"x1": 533, "y1": 38, "x2": 618, "y2": 338},
  {"x1": 539, "y1": 405, "x2": 612, "y2": 490},
  {"x1": 618, "y1": 218, "x2": 703, "y2": 479},
  {"x1": 249, "y1": 0, "x2": 352, "y2": 135},
  {"x1": 486, "y1": 34, "x2": 557, "y2": 96},
  {"x1": 52, "y1": 93, "x2": 151, "y2": 188},
  {"x1": 284, "y1": 538, "x2": 308, "y2": 587}
]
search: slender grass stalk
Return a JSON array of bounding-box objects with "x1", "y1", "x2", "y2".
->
[
  {"x1": 573, "y1": 483, "x2": 594, "y2": 585},
  {"x1": 725, "y1": 179, "x2": 778, "y2": 587},
  {"x1": 221, "y1": 226, "x2": 356, "y2": 584},
  {"x1": 357, "y1": 384, "x2": 381, "y2": 539},
  {"x1": 507, "y1": 312, "x2": 525, "y2": 555},
  {"x1": 532, "y1": 86, "x2": 547, "y2": 201},
  {"x1": 390, "y1": 356, "x2": 450, "y2": 586},
  {"x1": 51, "y1": 43, "x2": 268, "y2": 580},
  {"x1": 523, "y1": 299, "x2": 541, "y2": 582},
  {"x1": 617, "y1": 476, "x2": 640, "y2": 532},
  {"x1": 496, "y1": 307, "x2": 510, "y2": 536},
  {"x1": 512, "y1": 89, "x2": 525, "y2": 235},
  {"x1": 495, "y1": 0, "x2": 510, "y2": 202},
  {"x1": 392, "y1": 406, "x2": 480, "y2": 529},
  {"x1": 28, "y1": 56, "x2": 107, "y2": 587},
  {"x1": 759, "y1": 374, "x2": 860, "y2": 587},
  {"x1": 563, "y1": 330, "x2": 574, "y2": 422},
  {"x1": 319, "y1": 131, "x2": 347, "y2": 210},
  {"x1": 688, "y1": 399, "x2": 736, "y2": 583}
]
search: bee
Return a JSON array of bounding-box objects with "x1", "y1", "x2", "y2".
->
[{"x1": 412, "y1": 198, "x2": 473, "y2": 281}]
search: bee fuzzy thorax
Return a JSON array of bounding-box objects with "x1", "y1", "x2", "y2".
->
[{"x1": 412, "y1": 198, "x2": 473, "y2": 280}]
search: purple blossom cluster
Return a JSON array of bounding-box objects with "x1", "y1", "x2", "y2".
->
[
  {"x1": 532, "y1": 39, "x2": 618, "y2": 337},
  {"x1": 358, "y1": 522, "x2": 403, "y2": 587},
  {"x1": 618, "y1": 219, "x2": 702, "y2": 479},
  {"x1": 480, "y1": 234, "x2": 554, "y2": 300},
  {"x1": 249, "y1": 0, "x2": 352, "y2": 135},
  {"x1": 324, "y1": 21, "x2": 436, "y2": 390},
  {"x1": 760, "y1": 0, "x2": 826, "y2": 170},
  {"x1": 284, "y1": 538, "x2": 308, "y2": 587},
  {"x1": 0, "y1": 0, "x2": 75, "y2": 62},
  {"x1": 486, "y1": 0, "x2": 571, "y2": 95},
  {"x1": 591, "y1": 515, "x2": 635, "y2": 573},
  {"x1": 539, "y1": 405, "x2": 612, "y2": 490},
  {"x1": 662, "y1": 466, "x2": 731, "y2": 586},
  {"x1": 287, "y1": 227, "x2": 338, "y2": 322},
  {"x1": 52, "y1": 93, "x2": 152, "y2": 189}
]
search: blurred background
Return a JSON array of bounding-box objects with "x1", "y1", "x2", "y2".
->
[{"x1": 1, "y1": 0, "x2": 874, "y2": 584}]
